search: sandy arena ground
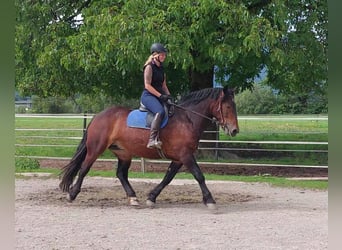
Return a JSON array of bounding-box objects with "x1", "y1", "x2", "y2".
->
[{"x1": 15, "y1": 175, "x2": 327, "y2": 249}]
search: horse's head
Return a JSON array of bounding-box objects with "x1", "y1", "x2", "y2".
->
[{"x1": 215, "y1": 86, "x2": 239, "y2": 137}]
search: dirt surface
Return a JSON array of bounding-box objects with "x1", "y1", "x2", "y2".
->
[{"x1": 15, "y1": 175, "x2": 327, "y2": 249}]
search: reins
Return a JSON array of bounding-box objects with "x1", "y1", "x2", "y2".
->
[{"x1": 169, "y1": 102, "x2": 219, "y2": 125}]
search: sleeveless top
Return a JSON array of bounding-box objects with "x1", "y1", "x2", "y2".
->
[{"x1": 143, "y1": 60, "x2": 165, "y2": 94}]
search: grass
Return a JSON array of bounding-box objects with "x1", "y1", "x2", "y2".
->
[
  {"x1": 15, "y1": 114, "x2": 328, "y2": 165},
  {"x1": 221, "y1": 116, "x2": 328, "y2": 142},
  {"x1": 15, "y1": 167, "x2": 328, "y2": 190},
  {"x1": 15, "y1": 114, "x2": 328, "y2": 191}
]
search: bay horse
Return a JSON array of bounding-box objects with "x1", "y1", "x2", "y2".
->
[{"x1": 59, "y1": 87, "x2": 239, "y2": 209}]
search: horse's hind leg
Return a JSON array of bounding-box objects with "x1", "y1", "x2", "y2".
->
[
  {"x1": 67, "y1": 154, "x2": 97, "y2": 201},
  {"x1": 116, "y1": 159, "x2": 139, "y2": 206},
  {"x1": 146, "y1": 161, "x2": 182, "y2": 207}
]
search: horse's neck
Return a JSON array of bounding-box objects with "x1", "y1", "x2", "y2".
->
[{"x1": 184, "y1": 101, "x2": 213, "y2": 136}]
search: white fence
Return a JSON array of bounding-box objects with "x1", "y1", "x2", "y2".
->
[{"x1": 15, "y1": 114, "x2": 328, "y2": 170}]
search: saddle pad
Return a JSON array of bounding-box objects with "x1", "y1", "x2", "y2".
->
[{"x1": 127, "y1": 110, "x2": 168, "y2": 129}]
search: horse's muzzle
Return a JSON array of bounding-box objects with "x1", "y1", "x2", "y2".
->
[{"x1": 222, "y1": 124, "x2": 239, "y2": 137}]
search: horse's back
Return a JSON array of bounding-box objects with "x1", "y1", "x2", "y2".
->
[
  {"x1": 86, "y1": 105, "x2": 197, "y2": 160},
  {"x1": 87, "y1": 106, "x2": 130, "y2": 142},
  {"x1": 96, "y1": 106, "x2": 130, "y2": 118}
]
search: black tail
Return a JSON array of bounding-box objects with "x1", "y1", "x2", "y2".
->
[{"x1": 59, "y1": 130, "x2": 88, "y2": 192}]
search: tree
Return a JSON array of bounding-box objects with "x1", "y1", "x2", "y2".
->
[
  {"x1": 16, "y1": 0, "x2": 327, "y2": 104},
  {"x1": 266, "y1": 1, "x2": 328, "y2": 108},
  {"x1": 64, "y1": 0, "x2": 284, "y2": 92},
  {"x1": 15, "y1": 0, "x2": 93, "y2": 98}
]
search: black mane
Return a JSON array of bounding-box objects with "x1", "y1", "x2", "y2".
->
[{"x1": 178, "y1": 88, "x2": 223, "y2": 106}]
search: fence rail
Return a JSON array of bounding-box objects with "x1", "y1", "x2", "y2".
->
[
  {"x1": 15, "y1": 155, "x2": 328, "y2": 170},
  {"x1": 15, "y1": 114, "x2": 328, "y2": 170}
]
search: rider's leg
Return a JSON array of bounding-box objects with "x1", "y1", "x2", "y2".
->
[
  {"x1": 147, "y1": 112, "x2": 163, "y2": 149},
  {"x1": 140, "y1": 91, "x2": 165, "y2": 149}
]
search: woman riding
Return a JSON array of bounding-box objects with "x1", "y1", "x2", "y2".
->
[{"x1": 140, "y1": 43, "x2": 172, "y2": 149}]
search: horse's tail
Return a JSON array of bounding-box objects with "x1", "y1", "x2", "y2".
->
[{"x1": 59, "y1": 128, "x2": 89, "y2": 192}]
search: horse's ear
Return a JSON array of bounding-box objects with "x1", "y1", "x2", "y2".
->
[
  {"x1": 223, "y1": 85, "x2": 236, "y2": 92},
  {"x1": 222, "y1": 85, "x2": 229, "y2": 97},
  {"x1": 223, "y1": 85, "x2": 236, "y2": 95}
]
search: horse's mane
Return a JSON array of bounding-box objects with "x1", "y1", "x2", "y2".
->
[{"x1": 178, "y1": 88, "x2": 223, "y2": 106}]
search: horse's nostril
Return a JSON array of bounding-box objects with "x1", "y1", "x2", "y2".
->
[{"x1": 231, "y1": 129, "x2": 238, "y2": 136}]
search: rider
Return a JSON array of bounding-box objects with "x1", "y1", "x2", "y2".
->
[{"x1": 140, "y1": 43, "x2": 172, "y2": 149}]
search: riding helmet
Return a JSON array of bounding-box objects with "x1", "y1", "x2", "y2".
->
[{"x1": 150, "y1": 43, "x2": 167, "y2": 54}]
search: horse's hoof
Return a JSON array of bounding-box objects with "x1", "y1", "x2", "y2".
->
[
  {"x1": 206, "y1": 203, "x2": 217, "y2": 210},
  {"x1": 146, "y1": 199, "x2": 155, "y2": 208},
  {"x1": 66, "y1": 193, "x2": 73, "y2": 202},
  {"x1": 128, "y1": 197, "x2": 140, "y2": 206}
]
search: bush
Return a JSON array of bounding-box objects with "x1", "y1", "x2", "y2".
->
[
  {"x1": 235, "y1": 83, "x2": 328, "y2": 115},
  {"x1": 31, "y1": 96, "x2": 74, "y2": 113},
  {"x1": 235, "y1": 84, "x2": 277, "y2": 114},
  {"x1": 15, "y1": 106, "x2": 30, "y2": 114},
  {"x1": 15, "y1": 157, "x2": 40, "y2": 171},
  {"x1": 30, "y1": 94, "x2": 141, "y2": 114}
]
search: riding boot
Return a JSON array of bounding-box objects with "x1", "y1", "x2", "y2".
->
[{"x1": 147, "y1": 113, "x2": 163, "y2": 149}]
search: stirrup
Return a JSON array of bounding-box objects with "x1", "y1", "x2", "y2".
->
[{"x1": 147, "y1": 140, "x2": 162, "y2": 149}]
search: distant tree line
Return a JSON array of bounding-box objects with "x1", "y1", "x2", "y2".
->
[
  {"x1": 16, "y1": 83, "x2": 327, "y2": 115},
  {"x1": 234, "y1": 83, "x2": 327, "y2": 114}
]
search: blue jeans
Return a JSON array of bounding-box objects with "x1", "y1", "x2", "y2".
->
[{"x1": 140, "y1": 90, "x2": 165, "y2": 118}]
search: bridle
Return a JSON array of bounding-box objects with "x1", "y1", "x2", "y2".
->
[
  {"x1": 170, "y1": 103, "x2": 218, "y2": 124},
  {"x1": 168, "y1": 93, "x2": 227, "y2": 127},
  {"x1": 215, "y1": 97, "x2": 226, "y2": 127}
]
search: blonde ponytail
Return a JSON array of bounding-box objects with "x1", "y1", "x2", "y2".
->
[{"x1": 144, "y1": 52, "x2": 158, "y2": 67}]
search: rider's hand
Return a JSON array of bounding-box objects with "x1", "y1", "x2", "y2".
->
[{"x1": 159, "y1": 94, "x2": 172, "y2": 102}]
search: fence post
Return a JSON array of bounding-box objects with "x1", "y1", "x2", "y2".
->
[
  {"x1": 83, "y1": 113, "x2": 87, "y2": 134},
  {"x1": 215, "y1": 123, "x2": 219, "y2": 161},
  {"x1": 141, "y1": 157, "x2": 145, "y2": 174}
]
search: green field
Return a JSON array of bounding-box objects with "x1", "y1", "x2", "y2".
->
[
  {"x1": 15, "y1": 114, "x2": 328, "y2": 190},
  {"x1": 15, "y1": 114, "x2": 328, "y2": 166},
  {"x1": 221, "y1": 116, "x2": 327, "y2": 142}
]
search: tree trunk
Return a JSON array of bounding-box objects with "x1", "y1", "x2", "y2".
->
[{"x1": 189, "y1": 68, "x2": 214, "y2": 91}]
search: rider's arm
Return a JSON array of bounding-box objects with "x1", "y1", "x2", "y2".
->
[{"x1": 161, "y1": 74, "x2": 170, "y2": 95}]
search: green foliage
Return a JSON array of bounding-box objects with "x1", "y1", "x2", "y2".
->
[
  {"x1": 235, "y1": 83, "x2": 328, "y2": 114},
  {"x1": 266, "y1": 1, "x2": 328, "y2": 103},
  {"x1": 15, "y1": 106, "x2": 31, "y2": 114},
  {"x1": 235, "y1": 83, "x2": 277, "y2": 114},
  {"x1": 15, "y1": 157, "x2": 40, "y2": 171},
  {"x1": 74, "y1": 94, "x2": 140, "y2": 113},
  {"x1": 15, "y1": 0, "x2": 327, "y2": 106},
  {"x1": 31, "y1": 96, "x2": 74, "y2": 113},
  {"x1": 29, "y1": 94, "x2": 140, "y2": 114},
  {"x1": 24, "y1": 82, "x2": 327, "y2": 115}
]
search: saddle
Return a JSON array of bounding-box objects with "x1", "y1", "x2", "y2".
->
[{"x1": 127, "y1": 102, "x2": 172, "y2": 129}]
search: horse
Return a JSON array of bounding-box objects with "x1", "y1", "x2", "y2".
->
[{"x1": 59, "y1": 86, "x2": 239, "y2": 209}]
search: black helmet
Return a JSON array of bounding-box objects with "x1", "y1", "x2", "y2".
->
[{"x1": 150, "y1": 43, "x2": 167, "y2": 54}]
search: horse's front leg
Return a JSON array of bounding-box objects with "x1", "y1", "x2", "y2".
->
[
  {"x1": 183, "y1": 155, "x2": 216, "y2": 209},
  {"x1": 146, "y1": 161, "x2": 182, "y2": 207},
  {"x1": 116, "y1": 158, "x2": 139, "y2": 206}
]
